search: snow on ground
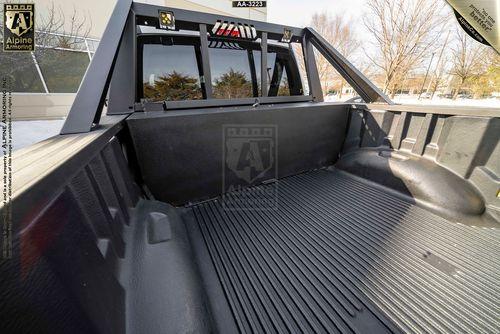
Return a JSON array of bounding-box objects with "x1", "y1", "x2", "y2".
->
[
  {"x1": 392, "y1": 95, "x2": 500, "y2": 108},
  {"x1": 1, "y1": 119, "x2": 65, "y2": 154},
  {"x1": 325, "y1": 93, "x2": 500, "y2": 108}
]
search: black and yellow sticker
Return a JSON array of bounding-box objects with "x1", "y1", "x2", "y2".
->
[
  {"x1": 281, "y1": 28, "x2": 293, "y2": 43},
  {"x1": 3, "y1": 3, "x2": 35, "y2": 52},
  {"x1": 158, "y1": 10, "x2": 175, "y2": 30}
]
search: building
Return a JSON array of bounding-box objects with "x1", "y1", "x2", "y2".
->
[{"x1": 4, "y1": 0, "x2": 267, "y2": 120}]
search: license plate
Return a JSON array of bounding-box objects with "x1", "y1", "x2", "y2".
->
[{"x1": 232, "y1": 1, "x2": 267, "y2": 8}]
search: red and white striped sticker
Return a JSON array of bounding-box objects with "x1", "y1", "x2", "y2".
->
[{"x1": 211, "y1": 20, "x2": 257, "y2": 40}]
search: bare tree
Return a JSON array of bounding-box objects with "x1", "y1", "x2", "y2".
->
[
  {"x1": 0, "y1": 1, "x2": 91, "y2": 46},
  {"x1": 0, "y1": 1, "x2": 92, "y2": 84},
  {"x1": 463, "y1": 49, "x2": 499, "y2": 98},
  {"x1": 308, "y1": 13, "x2": 360, "y2": 96},
  {"x1": 363, "y1": 0, "x2": 448, "y2": 98},
  {"x1": 426, "y1": 29, "x2": 451, "y2": 98},
  {"x1": 50, "y1": 6, "x2": 92, "y2": 49},
  {"x1": 428, "y1": 55, "x2": 449, "y2": 98},
  {"x1": 449, "y1": 28, "x2": 489, "y2": 99}
]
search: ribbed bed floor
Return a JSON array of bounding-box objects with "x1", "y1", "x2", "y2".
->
[{"x1": 190, "y1": 169, "x2": 500, "y2": 333}]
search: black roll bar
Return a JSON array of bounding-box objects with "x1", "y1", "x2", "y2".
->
[
  {"x1": 61, "y1": 0, "x2": 133, "y2": 134},
  {"x1": 305, "y1": 28, "x2": 392, "y2": 104},
  {"x1": 61, "y1": 0, "x2": 391, "y2": 134}
]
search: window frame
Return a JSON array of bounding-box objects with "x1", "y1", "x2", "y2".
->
[
  {"x1": 137, "y1": 34, "x2": 206, "y2": 101},
  {"x1": 206, "y1": 40, "x2": 257, "y2": 100},
  {"x1": 137, "y1": 28, "x2": 313, "y2": 110}
]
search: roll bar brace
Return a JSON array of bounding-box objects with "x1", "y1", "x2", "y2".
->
[{"x1": 61, "y1": 0, "x2": 391, "y2": 134}]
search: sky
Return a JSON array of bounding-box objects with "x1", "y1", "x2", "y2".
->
[
  {"x1": 267, "y1": 0, "x2": 368, "y2": 28},
  {"x1": 267, "y1": 0, "x2": 378, "y2": 71},
  {"x1": 266, "y1": 0, "x2": 377, "y2": 65},
  {"x1": 266, "y1": 0, "x2": 461, "y2": 72}
]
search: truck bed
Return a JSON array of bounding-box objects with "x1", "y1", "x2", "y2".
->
[{"x1": 186, "y1": 169, "x2": 500, "y2": 333}]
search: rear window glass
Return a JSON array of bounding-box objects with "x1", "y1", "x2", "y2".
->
[
  {"x1": 140, "y1": 36, "x2": 306, "y2": 102},
  {"x1": 209, "y1": 47, "x2": 254, "y2": 99},
  {"x1": 253, "y1": 48, "x2": 302, "y2": 97},
  {"x1": 268, "y1": 52, "x2": 291, "y2": 96},
  {"x1": 142, "y1": 44, "x2": 203, "y2": 101}
]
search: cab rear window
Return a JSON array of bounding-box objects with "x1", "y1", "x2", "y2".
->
[
  {"x1": 139, "y1": 35, "x2": 304, "y2": 102},
  {"x1": 209, "y1": 47, "x2": 254, "y2": 99},
  {"x1": 142, "y1": 41, "x2": 204, "y2": 102}
]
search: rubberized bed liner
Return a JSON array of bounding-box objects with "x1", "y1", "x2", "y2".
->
[{"x1": 190, "y1": 169, "x2": 500, "y2": 333}]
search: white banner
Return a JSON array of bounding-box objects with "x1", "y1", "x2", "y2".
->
[{"x1": 447, "y1": 0, "x2": 499, "y2": 52}]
